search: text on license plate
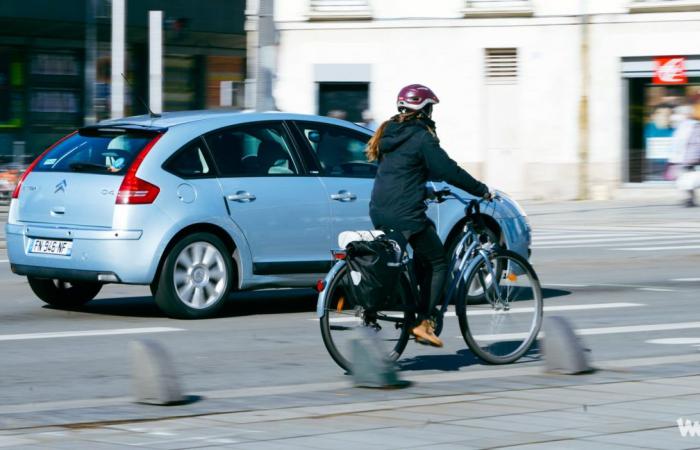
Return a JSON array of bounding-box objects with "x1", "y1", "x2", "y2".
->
[{"x1": 29, "y1": 239, "x2": 73, "y2": 256}]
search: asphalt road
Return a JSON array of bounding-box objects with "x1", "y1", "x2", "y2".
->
[{"x1": 1, "y1": 201, "x2": 699, "y2": 412}]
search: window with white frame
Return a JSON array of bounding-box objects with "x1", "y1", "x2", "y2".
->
[
  {"x1": 463, "y1": 0, "x2": 533, "y2": 18},
  {"x1": 308, "y1": 0, "x2": 372, "y2": 21},
  {"x1": 629, "y1": 0, "x2": 700, "y2": 13}
]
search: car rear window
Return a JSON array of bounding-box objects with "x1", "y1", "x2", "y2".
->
[{"x1": 33, "y1": 129, "x2": 160, "y2": 175}]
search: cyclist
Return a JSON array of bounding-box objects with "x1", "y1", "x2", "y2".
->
[{"x1": 367, "y1": 84, "x2": 492, "y2": 347}]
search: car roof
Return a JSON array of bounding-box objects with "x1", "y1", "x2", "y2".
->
[{"x1": 99, "y1": 110, "x2": 373, "y2": 134}]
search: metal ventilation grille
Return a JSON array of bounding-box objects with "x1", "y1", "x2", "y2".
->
[{"x1": 485, "y1": 48, "x2": 518, "y2": 84}]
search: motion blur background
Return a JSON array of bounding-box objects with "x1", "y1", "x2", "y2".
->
[{"x1": 1, "y1": 0, "x2": 700, "y2": 203}]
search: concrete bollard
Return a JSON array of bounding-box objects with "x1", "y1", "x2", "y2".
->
[
  {"x1": 351, "y1": 327, "x2": 409, "y2": 388},
  {"x1": 130, "y1": 339, "x2": 185, "y2": 405},
  {"x1": 541, "y1": 316, "x2": 593, "y2": 375}
]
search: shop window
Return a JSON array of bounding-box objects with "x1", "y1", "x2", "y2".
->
[
  {"x1": 308, "y1": 0, "x2": 372, "y2": 20},
  {"x1": 463, "y1": 0, "x2": 534, "y2": 17},
  {"x1": 627, "y1": 80, "x2": 700, "y2": 182}
]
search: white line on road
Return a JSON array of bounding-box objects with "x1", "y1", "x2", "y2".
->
[
  {"x1": 647, "y1": 338, "x2": 700, "y2": 345},
  {"x1": 323, "y1": 302, "x2": 642, "y2": 323},
  {"x1": 672, "y1": 278, "x2": 700, "y2": 282},
  {"x1": 0, "y1": 259, "x2": 8, "y2": 263},
  {"x1": 534, "y1": 238, "x2": 700, "y2": 249},
  {"x1": 637, "y1": 287, "x2": 675, "y2": 292},
  {"x1": 613, "y1": 245, "x2": 700, "y2": 251},
  {"x1": 472, "y1": 321, "x2": 700, "y2": 341},
  {"x1": 544, "y1": 283, "x2": 590, "y2": 287},
  {"x1": 0, "y1": 327, "x2": 183, "y2": 342}
]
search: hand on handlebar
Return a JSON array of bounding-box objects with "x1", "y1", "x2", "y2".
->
[{"x1": 426, "y1": 187, "x2": 452, "y2": 203}]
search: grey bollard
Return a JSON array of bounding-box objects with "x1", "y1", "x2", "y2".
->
[
  {"x1": 351, "y1": 327, "x2": 409, "y2": 388},
  {"x1": 541, "y1": 316, "x2": 593, "y2": 375},
  {"x1": 130, "y1": 339, "x2": 185, "y2": 405}
]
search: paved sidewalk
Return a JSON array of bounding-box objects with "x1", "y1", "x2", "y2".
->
[{"x1": 3, "y1": 357, "x2": 700, "y2": 449}]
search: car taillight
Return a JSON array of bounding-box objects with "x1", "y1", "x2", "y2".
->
[
  {"x1": 12, "y1": 131, "x2": 77, "y2": 199},
  {"x1": 116, "y1": 133, "x2": 163, "y2": 205}
]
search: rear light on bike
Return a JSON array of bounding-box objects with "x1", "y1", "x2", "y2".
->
[
  {"x1": 315, "y1": 279, "x2": 326, "y2": 292},
  {"x1": 333, "y1": 251, "x2": 346, "y2": 260},
  {"x1": 116, "y1": 133, "x2": 163, "y2": 205}
]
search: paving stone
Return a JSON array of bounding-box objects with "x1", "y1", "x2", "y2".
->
[{"x1": 584, "y1": 428, "x2": 697, "y2": 450}]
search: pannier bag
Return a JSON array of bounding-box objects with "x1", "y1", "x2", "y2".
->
[{"x1": 343, "y1": 234, "x2": 404, "y2": 312}]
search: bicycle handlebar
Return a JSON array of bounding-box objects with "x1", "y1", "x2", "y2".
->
[{"x1": 429, "y1": 187, "x2": 499, "y2": 205}]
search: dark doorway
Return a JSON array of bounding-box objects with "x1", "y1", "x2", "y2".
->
[{"x1": 318, "y1": 82, "x2": 368, "y2": 122}]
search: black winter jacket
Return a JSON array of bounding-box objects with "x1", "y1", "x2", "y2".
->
[{"x1": 369, "y1": 118, "x2": 489, "y2": 233}]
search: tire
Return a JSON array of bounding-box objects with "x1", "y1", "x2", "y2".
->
[
  {"x1": 154, "y1": 232, "x2": 233, "y2": 319},
  {"x1": 456, "y1": 249, "x2": 542, "y2": 364},
  {"x1": 27, "y1": 277, "x2": 102, "y2": 308},
  {"x1": 320, "y1": 264, "x2": 414, "y2": 373}
]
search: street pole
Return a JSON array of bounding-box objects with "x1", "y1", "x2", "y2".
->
[
  {"x1": 111, "y1": 0, "x2": 126, "y2": 119},
  {"x1": 245, "y1": 0, "x2": 276, "y2": 111},
  {"x1": 149, "y1": 10, "x2": 163, "y2": 115},
  {"x1": 84, "y1": 0, "x2": 97, "y2": 125},
  {"x1": 578, "y1": 0, "x2": 590, "y2": 200}
]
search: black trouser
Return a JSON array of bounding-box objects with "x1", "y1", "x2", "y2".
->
[{"x1": 404, "y1": 225, "x2": 447, "y2": 322}]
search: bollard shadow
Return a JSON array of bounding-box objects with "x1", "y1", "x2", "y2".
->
[
  {"x1": 45, "y1": 288, "x2": 318, "y2": 319},
  {"x1": 398, "y1": 341, "x2": 541, "y2": 372},
  {"x1": 542, "y1": 288, "x2": 571, "y2": 300}
]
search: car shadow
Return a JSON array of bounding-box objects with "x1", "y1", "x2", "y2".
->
[
  {"x1": 46, "y1": 288, "x2": 319, "y2": 319},
  {"x1": 542, "y1": 287, "x2": 571, "y2": 299},
  {"x1": 398, "y1": 341, "x2": 541, "y2": 372}
]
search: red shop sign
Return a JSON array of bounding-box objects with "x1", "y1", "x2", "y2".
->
[{"x1": 653, "y1": 56, "x2": 687, "y2": 84}]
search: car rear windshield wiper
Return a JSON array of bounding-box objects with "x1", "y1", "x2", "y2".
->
[{"x1": 69, "y1": 162, "x2": 111, "y2": 173}]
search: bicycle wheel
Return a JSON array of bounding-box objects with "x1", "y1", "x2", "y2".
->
[
  {"x1": 456, "y1": 249, "x2": 542, "y2": 364},
  {"x1": 320, "y1": 263, "x2": 414, "y2": 373}
]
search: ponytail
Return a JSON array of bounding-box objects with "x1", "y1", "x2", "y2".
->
[{"x1": 365, "y1": 110, "x2": 431, "y2": 162}]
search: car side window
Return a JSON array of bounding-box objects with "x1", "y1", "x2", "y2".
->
[
  {"x1": 205, "y1": 123, "x2": 299, "y2": 177},
  {"x1": 164, "y1": 139, "x2": 212, "y2": 178},
  {"x1": 295, "y1": 122, "x2": 376, "y2": 178}
]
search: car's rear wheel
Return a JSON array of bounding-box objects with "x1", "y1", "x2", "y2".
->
[
  {"x1": 154, "y1": 232, "x2": 233, "y2": 319},
  {"x1": 27, "y1": 277, "x2": 102, "y2": 308}
]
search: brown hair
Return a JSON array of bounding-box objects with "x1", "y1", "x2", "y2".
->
[{"x1": 365, "y1": 110, "x2": 434, "y2": 162}]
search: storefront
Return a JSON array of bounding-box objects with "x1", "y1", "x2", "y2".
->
[{"x1": 624, "y1": 56, "x2": 700, "y2": 183}]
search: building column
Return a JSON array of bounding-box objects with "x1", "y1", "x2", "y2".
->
[{"x1": 111, "y1": 0, "x2": 126, "y2": 119}]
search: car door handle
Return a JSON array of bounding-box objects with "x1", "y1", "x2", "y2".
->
[
  {"x1": 227, "y1": 191, "x2": 256, "y2": 202},
  {"x1": 330, "y1": 190, "x2": 357, "y2": 202}
]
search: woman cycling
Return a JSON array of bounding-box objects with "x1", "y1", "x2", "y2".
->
[{"x1": 367, "y1": 84, "x2": 492, "y2": 348}]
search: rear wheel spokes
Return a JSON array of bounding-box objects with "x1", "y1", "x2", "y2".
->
[{"x1": 320, "y1": 265, "x2": 413, "y2": 372}]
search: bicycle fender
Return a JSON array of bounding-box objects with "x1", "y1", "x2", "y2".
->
[
  {"x1": 458, "y1": 251, "x2": 489, "y2": 288},
  {"x1": 316, "y1": 260, "x2": 347, "y2": 318}
]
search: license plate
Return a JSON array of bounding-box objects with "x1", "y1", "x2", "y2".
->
[{"x1": 29, "y1": 239, "x2": 73, "y2": 256}]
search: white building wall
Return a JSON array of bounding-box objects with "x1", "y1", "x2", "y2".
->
[{"x1": 273, "y1": 0, "x2": 700, "y2": 199}]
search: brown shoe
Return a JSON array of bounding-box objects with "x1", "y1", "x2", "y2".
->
[{"x1": 411, "y1": 320, "x2": 444, "y2": 347}]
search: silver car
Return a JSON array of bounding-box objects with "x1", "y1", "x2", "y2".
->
[{"x1": 6, "y1": 111, "x2": 531, "y2": 319}]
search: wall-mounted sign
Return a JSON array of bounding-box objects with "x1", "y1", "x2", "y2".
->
[{"x1": 653, "y1": 56, "x2": 687, "y2": 84}]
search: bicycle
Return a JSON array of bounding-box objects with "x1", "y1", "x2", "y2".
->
[{"x1": 317, "y1": 189, "x2": 543, "y2": 372}]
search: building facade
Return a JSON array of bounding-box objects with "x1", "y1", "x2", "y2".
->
[
  {"x1": 272, "y1": 0, "x2": 700, "y2": 200},
  {"x1": 0, "y1": 0, "x2": 246, "y2": 162}
]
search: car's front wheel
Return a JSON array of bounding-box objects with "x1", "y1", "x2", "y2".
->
[
  {"x1": 154, "y1": 232, "x2": 233, "y2": 319},
  {"x1": 28, "y1": 277, "x2": 102, "y2": 308}
]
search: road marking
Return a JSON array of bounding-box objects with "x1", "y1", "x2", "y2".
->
[
  {"x1": 647, "y1": 338, "x2": 700, "y2": 345},
  {"x1": 613, "y1": 245, "x2": 700, "y2": 251},
  {"x1": 533, "y1": 232, "x2": 653, "y2": 241},
  {"x1": 533, "y1": 237, "x2": 700, "y2": 249},
  {"x1": 672, "y1": 278, "x2": 700, "y2": 282},
  {"x1": 471, "y1": 321, "x2": 700, "y2": 341},
  {"x1": 0, "y1": 259, "x2": 8, "y2": 263},
  {"x1": 324, "y1": 302, "x2": 642, "y2": 323},
  {"x1": 544, "y1": 283, "x2": 589, "y2": 287},
  {"x1": 0, "y1": 327, "x2": 183, "y2": 342},
  {"x1": 637, "y1": 287, "x2": 675, "y2": 292}
]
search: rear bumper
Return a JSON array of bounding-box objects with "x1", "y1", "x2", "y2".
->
[
  {"x1": 10, "y1": 264, "x2": 121, "y2": 283},
  {"x1": 5, "y1": 223, "x2": 158, "y2": 284}
]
